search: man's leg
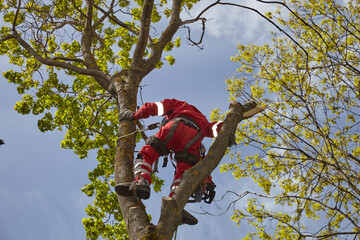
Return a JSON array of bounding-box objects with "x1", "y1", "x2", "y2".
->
[
  {"x1": 115, "y1": 145, "x2": 159, "y2": 199},
  {"x1": 169, "y1": 161, "x2": 198, "y2": 225}
]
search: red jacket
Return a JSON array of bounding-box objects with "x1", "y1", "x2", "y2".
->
[{"x1": 133, "y1": 99, "x2": 223, "y2": 138}]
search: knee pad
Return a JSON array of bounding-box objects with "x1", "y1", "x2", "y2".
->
[{"x1": 145, "y1": 136, "x2": 169, "y2": 156}]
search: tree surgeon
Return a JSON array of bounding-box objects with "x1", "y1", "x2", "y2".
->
[{"x1": 115, "y1": 98, "x2": 235, "y2": 225}]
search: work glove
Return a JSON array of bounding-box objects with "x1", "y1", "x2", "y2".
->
[
  {"x1": 228, "y1": 132, "x2": 236, "y2": 147},
  {"x1": 119, "y1": 109, "x2": 134, "y2": 121}
]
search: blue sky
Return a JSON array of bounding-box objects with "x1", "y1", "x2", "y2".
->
[{"x1": 0, "y1": 2, "x2": 276, "y2": 240}]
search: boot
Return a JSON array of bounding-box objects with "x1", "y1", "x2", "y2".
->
[
  {"x1": 181, "y1": 209, "x2": 198, "y2": 225},
  {"x1": 115, "y1": 179, "x2": 151, "y2": 200},
  {"x1": 116, "y1": 153, "x2": 152, "y2": 199}
]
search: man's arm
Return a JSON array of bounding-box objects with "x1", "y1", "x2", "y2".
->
[
  {"x1": 119, "y1": 101, "x2": 166, "y2": 122},
  {"x1": 132, "y1": 99, "x2": 182, "y2": 120}
]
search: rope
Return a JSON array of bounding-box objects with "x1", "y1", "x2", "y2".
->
[{"x1": 117, "y1": 122, "x2": 160, "y2": 142}]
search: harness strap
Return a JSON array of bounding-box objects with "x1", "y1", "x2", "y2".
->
[
  {"x1": 183, "y1": 131, "x2": 202, "y2": 152},
  {"x1": 166, "y1": 116, "x2": 202, "y2": 165},
  {"x1": 148, "y1": 116, "x2": 202, "y2": 164},
  {"x1": 175, "y1": 116, "x2": 200, "y2": 131},
  {"x1": 163, "y1": 118, "x2": 181, "y2": 144},
  {"x1": 166, "y1": 116, "x2": 202, "y2": 148}
]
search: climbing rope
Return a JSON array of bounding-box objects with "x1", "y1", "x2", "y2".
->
[{"x1": 117, "y1": 122, "x2": 160, "y2": 142}]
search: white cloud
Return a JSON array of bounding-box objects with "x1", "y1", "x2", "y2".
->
[{"x1": 183, "y1": 1, "x2": 278, "y2": 44}]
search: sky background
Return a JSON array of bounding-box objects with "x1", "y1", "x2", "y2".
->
[{"x1": 0, "y1": 1, "x2": 278, "y2": 240}]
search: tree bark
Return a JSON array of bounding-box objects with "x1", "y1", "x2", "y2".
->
[
  {"x1": 2, "y1": 0, "x2": 267, "y2": 239},
  {"x1": 109, "y1": 0, "x2": 263, "y2": 238},
  {"x1": 112, "y1": 1, "x2": 185, "y2": 238},
  {"x1": 156, "y1": 102, "x2": 257, "y2": 239}
]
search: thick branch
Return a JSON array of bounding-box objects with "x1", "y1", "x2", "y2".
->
[
  {"x1": 132, "y1": 0, "x2": 154, "y2": 69},
  {"x1": 79, "y1": 1, "x2": 117, "y2": 95},
  {"x1": 173, "y1": 102, "x2": 252, "y2": 209},
  {"x1": 81, "y1": 1, "x2": 96, "y2": 69},
  {"x1": 115, "y1": 77, "x2": 149, "y2": 240},
  {"x1": 12, "y1": 0, "x2": 21, "y2": 31},
  {"x1": 142, "y1": 0, "x2": 183, "y2": 77},
  {"x1": 115, "y1": 120, "x2": 151, "y2": 240},
  {"x1": 0, "y1": 34, "x2": 15, "y2": 41},
  {"x1": 51, "y1": 56, "x2": 84, "y2": 63},
  {"x1": 157, "y1": 102, "x2": 263, "y2": 237},
  {"x1": 11, "y1": 31, "x2": 111, "y2": 80},
  {"x1": 156, "y1": 197, "x2": 180, "y2": 239}
]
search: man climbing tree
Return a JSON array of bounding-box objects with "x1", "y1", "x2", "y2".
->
[
  {"x1": 0, "y1": 0, "x2": 266, "y2": 239},
  {"x1": 115, "y1": 98, "x2": 236, "y2": 225}
]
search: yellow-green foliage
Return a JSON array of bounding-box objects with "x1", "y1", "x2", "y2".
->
[
  {"x1": 223, "y1": 0, "x2": 360, "y2": 238},
  {"x1": 0, "y1": 0, "x2": 200, "y2": 239}
]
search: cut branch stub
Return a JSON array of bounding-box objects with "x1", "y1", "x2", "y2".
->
[{"x1": 155, "y1": 197, "x2": 181, "y2": 239}]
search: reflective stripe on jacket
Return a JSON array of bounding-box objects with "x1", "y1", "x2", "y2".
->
[{"x1": 132, "y1": 98, "x2": 223, "y2": 138}]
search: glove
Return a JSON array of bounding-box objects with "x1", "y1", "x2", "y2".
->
[
  {"x1": 228, "y1": 132, "x2": 236, "y2": 147},
  {"x1": 119, "y1": 109, "x2": 134, "y2": 121}
]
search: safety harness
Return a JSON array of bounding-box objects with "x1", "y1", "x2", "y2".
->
[
  {"x1": 133, "y1": 117, "x2": 216, "y2": 204},
  {"x1": 146, "y1": 116, "x2": 202, "y2": 166}
]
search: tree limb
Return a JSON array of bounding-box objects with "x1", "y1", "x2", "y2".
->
[
  {"x1": 89, "y1": 0, "x2": 139, "y2": 35},
  {"x1": 184, "y1": 18, "x2": 206, "y2": 48},
  {"x1": 12, "y1": 0, "x2": 21, "y2": 31},
  {"x1": 142, "y1": 0, "x2": 183, "y2": 77},
  {"x1": 51, "y1": 56, "x2": 85, "y2": 63},
  {"x1": 132, "y1": 0, "x2": 154, "y2": 70},
  {"x1": 0, "y1": 34, "x2": 15, "y2": 41},
  {"x1": 79, "y1": 1, "x2": 117, "y2": 95},
  {"x1": 156, "y1": 101, "x2": 263, "y2": 237},
  {"x1": 11, "y1": 30, "x2": 111, "y2": 80}
]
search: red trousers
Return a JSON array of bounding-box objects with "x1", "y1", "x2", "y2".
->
[{"x1": 135, "y1": 120, "x2": 202, "y2": 196}]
